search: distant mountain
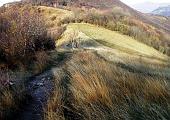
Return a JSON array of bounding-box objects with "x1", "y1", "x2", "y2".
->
[
  {"x1": 152, "y1": 5, "x2": 170, "y2": 16},
  {"x1": 132, "y1": 2, "x2": 170, "y2": 13}
]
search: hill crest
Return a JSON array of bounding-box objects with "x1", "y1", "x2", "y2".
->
[
  {"x1": 22, "y1": 0, "x2": 128, "y2": 9},
  {"x1": 152, "y1": 5, "x2": 170, "y2": 16}
]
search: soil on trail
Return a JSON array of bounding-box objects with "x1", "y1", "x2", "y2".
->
[
  {"x1": 15, "y1": 70, "x2": 55, "y2": 120},
  {"x1": 14, "y1": 51, "x2": 72, "y2": 120}
]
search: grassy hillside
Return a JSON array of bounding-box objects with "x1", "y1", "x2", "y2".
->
[
  {"x1": 0, "y1": 4, "x2": 170, "y2": 120},
  {"x1": 45, "y1": 51, "x2": 170, "y2": 120},
  {"x1": 33, "y1": 6, "x2": 170, "y2": 56},
  {"x1": 45, "y1": 18, "x2": 170, "y2": 120},
  {"x1": 58, "y1": 23, "x2": 168, "y2": 60},
  {"x1": 72, "y1": 23, "x2": 165, "y2": 56}
]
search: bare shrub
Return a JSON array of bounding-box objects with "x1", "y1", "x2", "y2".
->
[
  {"x1": 113, "y1": 22, "x2": 129, "y2": 35},
  {"x1": 0, "y1": 5, "x2": 55, "y2": 68},
  {"x1": 111, "y1": 6, "x2": 130, "y2": 20},
  {"x1": 60, "y1": 8, "x2": 170, "y2": 56}
]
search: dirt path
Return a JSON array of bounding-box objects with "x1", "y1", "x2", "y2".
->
[
  {"x1": 15, "y1": 70, "x2": 55, "y2": 120},
  {"x1": 14, "y1": 51, "x2": 72, "y2": 120}
]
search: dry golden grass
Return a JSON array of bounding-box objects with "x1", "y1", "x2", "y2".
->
[
  {"x1": 44, "y1": 68, "x2": 65, "y2": 120},
  {"x1": 68, "y1": 23, "x2": 167, "y2": 59},
  {"x1": 38, "y1": 6, "x2": 73, "y2": 28},
  {"x1": 0, "y1": 71, "x2": 26, "y2": 119},
  {"x1": 33, "y1": 51, "x2": 51, "y2": 74},
  {"x1": 45, "y1": 51, "x2": 170, "y2": 120},
  {"x1": 0, "y1": 90, "x2": 14, "y2": 110}
]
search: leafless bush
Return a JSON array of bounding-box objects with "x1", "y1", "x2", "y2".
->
[
  {"x1": 111, "y1": 6, "x2": 130, "y2": 20},
  {"x1": 0, "y1": 6, "x2": 55, "y2": 68}
]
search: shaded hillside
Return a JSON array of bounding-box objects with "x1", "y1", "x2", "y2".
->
[{"x1": 146, "y1": 14, "x2": 170, "y2": 33}]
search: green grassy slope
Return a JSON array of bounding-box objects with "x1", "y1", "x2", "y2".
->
[
  {"x1": 56, "y1": 22, "x2": 170, "y2": 81},
  {"x1": 57, "y1": 23, "x2": 168, "y2": 62},
  {"x1": 38, "y1": 6, "x2": 169, "y2": 69},
  {"x1": 68, "y1": 23, "x2": 167, "y2": 58}
]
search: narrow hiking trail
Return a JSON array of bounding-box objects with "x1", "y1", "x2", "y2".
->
[
  {"x1": 14, "y1": 51, "x2": 72, "y2": 120},
  {"x1": 16, "y1": 70, "x2": 55, "y2": 120}
]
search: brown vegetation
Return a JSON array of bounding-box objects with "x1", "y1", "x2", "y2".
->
[
  {"x1": 58, "y1": 7, "x2": 170, "y2": 56},
  {"x1": 0, "y1": 5, "x2": 55, "y2": 69},
  {"x1": 45, "y1": 51, "x2": 170, "y2": 120},
  {"x1": 0, "y1": 5, "x2": 56, "y2": 119},
  {"x1": 1, "y1": 2, "x2": 170, "y2": 119},
  {"x1": 0, "y1": 70, "x2": 26, "y2": 119}
]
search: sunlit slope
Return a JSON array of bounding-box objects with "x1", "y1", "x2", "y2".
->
[
  {"x1": 59, "y1": 23, "x2": 167, "y2": 60},
  {"x1": 38, "y1": 6, "x2": 168, "y2": 62}
]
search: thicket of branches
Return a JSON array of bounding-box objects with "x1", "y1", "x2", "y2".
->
[{"x1": 0, "y1": 6, "x2": 55, "y2": 67}]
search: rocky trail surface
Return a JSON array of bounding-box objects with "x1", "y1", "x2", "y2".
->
[
  {"x1": 13, "y1": 51, "x2": 72, "y2": 120},
  {"x1": 15, "y1": 70, "x2": 55, "y2": 120}
]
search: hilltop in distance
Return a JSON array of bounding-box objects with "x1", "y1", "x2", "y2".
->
[{"x1": 152, "y1": 5, "x2": 170, "y2": 16}]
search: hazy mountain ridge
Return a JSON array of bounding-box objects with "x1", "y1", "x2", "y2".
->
[
  {"x1": 132, "y1": 2, "x2": 170, "y2": 13},
  {"x1": 152, "y1": 5, "x2": 170, "y2": 17}
]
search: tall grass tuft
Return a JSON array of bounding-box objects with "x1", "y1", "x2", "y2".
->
[{"x1": 45, "y1": 51, "x2": 170, "y2": 120}]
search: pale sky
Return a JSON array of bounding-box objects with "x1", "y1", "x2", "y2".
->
[
  {"x1": 0, "y1": 0, "x2": 20, "y2": 6},
  {"x1": 120, "y1": 0, "x2": 170, "y2": 5}
]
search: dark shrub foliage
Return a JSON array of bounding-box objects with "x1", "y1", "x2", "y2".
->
[{"x1": 0, "y1": 6, "x2": 55, "y2": 67}]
